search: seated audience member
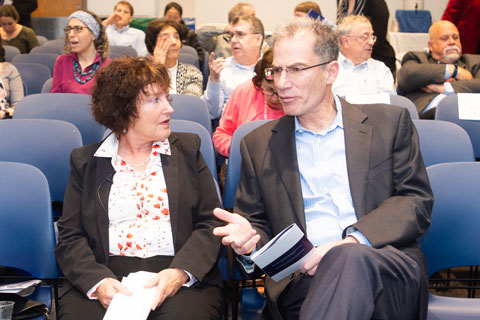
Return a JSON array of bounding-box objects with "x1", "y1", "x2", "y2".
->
[
  {"x1": 51, "y1": 11, "x2": 111, "y2": 94},
  {"x1": 397, "y1": 20, "x2": 480, "y2": 118},
  {"x1": 102, "y1": 1, "x2": 148, "y2": 56},
  {"x1": 163, "y1": 2, "x2": 204, "y2": 66},
  {"x1": 203, "y1": 15, "x2": 264, "y2": 119},
  {"x1": 333, "y1": 15, "x2": 395, "y2": 98},
  {"x1": 55, "y1": 56, "x2": 224, "y2": 320},
  {"x1": 294, "y1": 1, "x2": 322, "y2": 17},
  {"x1": 145, "y1": 20, "x2": 203, "y2": 96},
  {"x1": 0, "y1": 36, "x2": 23, "y2": 119},
  {"x1": 213, "y1": 17, "x2": 433, "y2": 320},
  {"x1": 0, "y1": 4, "x2": 38, "y2": 53},
  {"x1": 213, "y1": 50, "x2": 284, "y2": 158},
  {"x1": 337, "y1": 0, "x2": 397, "y2": 76},
  {"x1": 197, "y1": 3, "x2": 268, "y2": 59}
]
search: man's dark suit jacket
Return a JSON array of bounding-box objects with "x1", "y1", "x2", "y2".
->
[
  {"x1": 234, "y1": 100, "x2": 433, "y2": 319},
  {"x1": 55, "y1": 132, "x2": 223, "y2": 297},
  {"x1": 398, "y1": 51, "x2": 480, "y2": 113}
]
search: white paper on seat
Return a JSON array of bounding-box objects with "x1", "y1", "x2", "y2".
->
[
  {"x1": 458, "y1": 93, "x2": 480, "y2": 120},
  {"x1": 103, "y1": 271, "x2": 157, "y2": 320},
  {"x1": 344, "y1": 93, "x2": 390, "y2": 105}
]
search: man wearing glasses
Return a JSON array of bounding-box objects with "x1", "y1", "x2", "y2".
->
[
  {"x1": 333, "y1": 15, "x2": 395, "y2": 99},
  {"x1": 202, "y1": 15, "x2": 264, "y2": 120},
  {"x1": 213, "y1": 17, "x2": 432, "y2": 320}
]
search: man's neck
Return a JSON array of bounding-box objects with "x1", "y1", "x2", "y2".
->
[
  {"x1": 234, "y1": 53, "x2": 260, "y2": 67},
  {"x1": 297, "y1": 92, "x2": 338, "y2": 133}
]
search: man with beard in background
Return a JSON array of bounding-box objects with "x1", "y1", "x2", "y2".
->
[{"x1": 397, "y1": 20, "x2": 480, "y2": 118}]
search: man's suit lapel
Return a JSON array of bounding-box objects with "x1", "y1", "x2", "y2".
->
[
  {"x1": 161, "y1": 135, "x2": 180, "y2": 250},
  {"x1": 269, "y1": 117, "x2": 306, "y2": 230},
  {"x1": 342, "y1": 99, "x2": 372, "y2": 218},
  {"x1": 95, "y1": 156, "x2": 115, "y2": 260}
]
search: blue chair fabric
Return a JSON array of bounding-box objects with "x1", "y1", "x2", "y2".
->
[
  {"x1": 390, "y1": 95, "x2": 419, "y2": 120},
  {"x1": 435, "y1": 95, "x2": 480, "y2": 159},
  {"x1": 0, "y1": 119, "x2": 82, "y2": 204},
  {"x1": 14, "y1": 93, "x2": 106, "y2": 145},
  {"x1": 179, "y1": 52, "x2": 200, "y2": 69},
  {"x1": 12, "y1": 62, "x2": 52, "y2": 95},
  {"x1": 36, "y1": 35, "x2": 48, "y2": 46},
  {"x1": 412, "y1": 119, "x2": 474, "y2": 167},
  {"x1": 30, "y1": 45, "x2": 62, "y2": 55},
  {"x1": 180, "y1": 45, "x2": 198, "y2": 58},
  {"x1": 395, "y1": 9, "x2": 432, "y2": 33},
  {"x1": 0, "y1": 161, "x2": 59, "y2": 315},
  {"x1": 41, "y1": 78, "x2": 53, "y2": 93},
  {"x1": 170, "y1": 119, "x2": 218, "y2": 182},
  {"x1": 11, "y1": 53, "x2": 59, "y2": 75},
  {"x1": 223, "y1": 120, "x2": 271, "y2": 209},
  {"x1": 422, "y1": 162, "x2": 480, "y2": 320},
  {"x1": 109, "y1": 45, "x2": 138, "y2": 59},
  {"x1": 170, "y1": 94, "x2": 212, "y2": 135},
  {"x1": 44, "y1": 39, "x2": 63, "y2": 46},
  {"x1": 4, "y1": 45, "x2": 21, "y2": 62}
]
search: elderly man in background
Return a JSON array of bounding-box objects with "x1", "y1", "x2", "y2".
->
[
  {"x1": 202, "y1": 15, "x2": 263, "y2": 120},
  {"x1": 397, "y1": 20, "x2": 480, "y2": 118},
  {"x1": 102, "y1": 1, "x2": 148, "y2": 56},
  {"x1": 333, "y1": 15, "x2": 395, "y2": 99}
]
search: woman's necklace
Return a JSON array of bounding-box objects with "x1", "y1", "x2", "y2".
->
[
  {"x1": 127, "y1": 156, "x2": 150, "y2": 168},
  {"x1": 73, "y1": 59, "x2": 100, "y2": 84}
]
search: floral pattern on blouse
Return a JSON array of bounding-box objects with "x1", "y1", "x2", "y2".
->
[{"x1": 95, "y1": 135, "x2": 175, "y2": 258}]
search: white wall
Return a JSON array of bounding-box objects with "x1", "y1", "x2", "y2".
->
[{"x1": 87, "y1": 0, "x2": 448, "y2": 32}]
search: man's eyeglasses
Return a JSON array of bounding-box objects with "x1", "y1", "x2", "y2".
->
[
  {"x1": 264, "y1": 61, "x2": 333, "y2": 80},
  {"x1": 225, "y1": 31, "x2": 258, "y2": 41},
  {"x1": 64, "y1": 26, "x2": 87, "y2": 34},
  {"x1": 347, "y1": 34, "x2": 377, "y2": 43}
]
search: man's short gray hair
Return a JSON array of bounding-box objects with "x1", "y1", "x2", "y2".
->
[
  {"x1": 272, "y1": 17, "x2": 340, "y2": 62},
  {"x1": 337, "y1": 15, "x2": 371, "y2": 38}
]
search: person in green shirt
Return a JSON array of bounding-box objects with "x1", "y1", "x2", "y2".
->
[{"x1": 0, "y1": 4, "x2": 38, "y2": 53}]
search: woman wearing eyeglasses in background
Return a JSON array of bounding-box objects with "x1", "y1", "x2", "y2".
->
[
  {"x1": 213, "y1": 50, "x2": 284, "y2": 159},
  {"x1": 51, "y1": 10, "x2": 111, "y2": 94},
  {"x1": 0, "y1": 4, "x2": 38, "y2": 54}
]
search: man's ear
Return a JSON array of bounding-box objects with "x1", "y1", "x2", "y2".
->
[{"x1": 325, "y1": 60, "x2": 339, "y2": 85}]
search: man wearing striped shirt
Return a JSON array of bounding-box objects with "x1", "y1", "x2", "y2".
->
[{"x1": 214, "y1": 17, "x2": 432, "y2": 320}]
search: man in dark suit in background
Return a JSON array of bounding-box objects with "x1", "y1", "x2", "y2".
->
[
  {"x1": 214, "y1": 17, "x2": 433, "y2": 320},
  {"x1": 398, "y1": 20, "x2": 480, "y2": 119}
]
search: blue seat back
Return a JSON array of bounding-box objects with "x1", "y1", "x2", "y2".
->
[
  {"x1": 170, "y1": 94, "x2": 212, "y2": 135},
  {"x1": 435, "y1": 94, "x2": 480, "y2": 159},
  {"x1": 41, "y1": 77, "x2": 53, "y2": 93},
  {"x1": 413, "y1": 119, "x2": 474, "y2": 167},
  {"x1": 0, "y1": 119, "x2": 82, "y2": 203},
  {"x1": 179, "y1": 52, "x2": 200, "y2": 69},
  {"x1": 30, "y1": 45, "x2": 62, "y2": 55},
  {"x1": 14, "y1": 93, "x2": 106, "y2": 145},
  {"x1": 109, "y1": 45, "x2": 138, "y2": 59},
  {"x1": 11, "y1": 53, "x2": 59, "y2": 74},
  {"x1": 223, "y1": 120, "x2": 271, "y2": 209},
  {"x1": 4, "y1": 45, "x2": 21, "y2": 61},
  {"x1": 13, "y1": 62, "x2": 52, "y2": 95},
  {"x1": 423, "y1": 162, "x2": 480, "y2": 276},
  {"x1": 0, "y1": 161, "x2": 59, "y2": 279},
  {"x1": 390, "y1": 95, "x2": 419, "y2": 119},
  {"x1": 170, "y1": 119, "x2": 218, "y2": 182},
  {"x1": 180, "y1": 45, "x2": 198, "y2": 58}
]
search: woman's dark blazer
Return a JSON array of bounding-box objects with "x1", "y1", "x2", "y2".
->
[{"x1": 55, "y1": 132, "x2": 223, "y2": 296}]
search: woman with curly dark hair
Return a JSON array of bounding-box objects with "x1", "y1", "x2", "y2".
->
[
  {"x1": 145, "y1": 19, "x2": 203, "y2": 96},
  {"x1": 51, "y1": 10, "x2": 111, "y2": 94},
  {"x1": 55, "y1": 56, "x2": 223, "y2": 319}
]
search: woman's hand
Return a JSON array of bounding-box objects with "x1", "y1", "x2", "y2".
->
[
  {"x1": 153, "y1": 36, "x2": 174, "y2": 65},
  {"x1": 144, "y1": 268, "x2": 189, "y2": 310},
  {"x1": 95, "y1": 278, "x2": 132, "y2": 309}
]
